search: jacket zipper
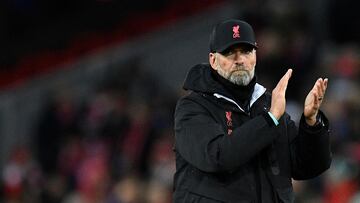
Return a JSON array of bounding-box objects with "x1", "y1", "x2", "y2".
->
[
  {"x1": 213, "y1": 93, "x2": 245, "y2": 112},
  {"x1": 213, "y1": 83, "x2": 267, "y2": 114}
]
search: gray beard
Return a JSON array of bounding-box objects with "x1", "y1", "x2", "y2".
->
[{"x1": 216, "y1": 65, "x2": 255, "y2": 86}]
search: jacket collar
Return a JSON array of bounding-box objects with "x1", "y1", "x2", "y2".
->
[
  {"x1": 183, "y1": 63, "x2": 223, "y2": 94},
  {"x1": 214, "y1": 84, "x2": 266, "y2": 111},
  {"x1": 183, "y1": 63, "x2": 266, "y2": 112}
]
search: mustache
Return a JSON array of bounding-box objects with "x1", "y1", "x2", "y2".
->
[{"x1": 232, "y1": 66, "x2": 248, "y2": 72}]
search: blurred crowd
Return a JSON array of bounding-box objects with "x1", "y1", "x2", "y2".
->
[
  {"x1": 1, "y1": 0, "x2": 359, "y2": 203},
  {"x1": 2, "y1": 60, "x2": 178, "y2": 203}
]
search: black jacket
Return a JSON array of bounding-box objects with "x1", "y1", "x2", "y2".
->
[{"x1": 173, "y1": 64, "x2": 331, "y2": 203}]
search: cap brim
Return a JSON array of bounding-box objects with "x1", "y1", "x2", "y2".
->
[{"x1": 216, "y1": 41, "x2": 258, "y2": 53}]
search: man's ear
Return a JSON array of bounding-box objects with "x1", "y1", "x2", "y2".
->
[{"x1": 209, "y1": 53, "x2": 217, "y2": 70}]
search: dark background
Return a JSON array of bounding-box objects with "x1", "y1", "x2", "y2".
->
[{"x1": 0, "y1": 0, "x2": 359, "y2": 202}]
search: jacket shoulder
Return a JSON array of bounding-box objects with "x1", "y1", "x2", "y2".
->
[{"x1": 176, "y1": 91, "x2": 212, "y2": 112}]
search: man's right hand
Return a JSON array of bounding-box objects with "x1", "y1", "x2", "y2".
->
[{"x1": 269, "y1": 69, "x2": 292, "y2": 120}]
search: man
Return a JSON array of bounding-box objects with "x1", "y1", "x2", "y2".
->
[{"x1": 173, "y1": 19, "x2": 331, "y2": 203}]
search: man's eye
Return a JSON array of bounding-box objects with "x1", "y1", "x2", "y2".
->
[
  {"x1": 243, "y1": 49, "x2": 252, "y2": 54},
  {"x1": 224, "y1": 51, "x2": 233, "y2": 56}
]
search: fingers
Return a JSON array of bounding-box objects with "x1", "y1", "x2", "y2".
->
[
  {"x1": 316, "y1": 79, "x2": 323, "y2": 98},
  {"x1": 324, "y1": 78, "x2": 328, "y2": 92},
  {"x1": 312, "y1": 77, "x2": 329, "y2": 102},
  {"x1": 304, "y1": 77, "x2": 329, "y2": 120},
  {"x1": 277, "y1": 69, "x2": 292, "y2": 92},
  {"x1": 313, "y1": 78, "x2": 328, "y2": 99},
  {"x1": 270, "y1": 69, "x2": 292, "y2": 119},
  {"x1": 313, "y1": 91, "x2": 320, "y2": 106}
]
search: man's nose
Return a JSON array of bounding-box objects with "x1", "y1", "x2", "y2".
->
[{"x1": 234, "y1": 52, "x2": 245, "y2": 64}]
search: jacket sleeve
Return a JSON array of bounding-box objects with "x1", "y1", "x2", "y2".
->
[
  {"x1": 174, "y1": 97, "x2": 279, "y2": 173},
  {"x1": 288, "y1": 111, "x2": 332, "y2": 180}
]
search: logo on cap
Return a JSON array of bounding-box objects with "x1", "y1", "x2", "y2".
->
[{"x1": 233, "y1": 25, "x2": 240, "y2": 39}]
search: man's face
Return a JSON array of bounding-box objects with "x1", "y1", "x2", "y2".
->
[{"x1": 209, "y1": 44, "x2": 256, "y2": 86}]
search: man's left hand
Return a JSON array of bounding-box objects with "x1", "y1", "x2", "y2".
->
[{"x1": 304, "y1": 78, "x2": 328, "y2": 126}]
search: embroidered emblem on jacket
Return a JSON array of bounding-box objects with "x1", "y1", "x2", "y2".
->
[{"x1": 225, "y1": 111, "x2": 233, "y2": 135}]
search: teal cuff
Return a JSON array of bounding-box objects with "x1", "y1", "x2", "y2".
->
[{"x1": 268, "y1": 112, "x2": 279, "y2": 126}]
